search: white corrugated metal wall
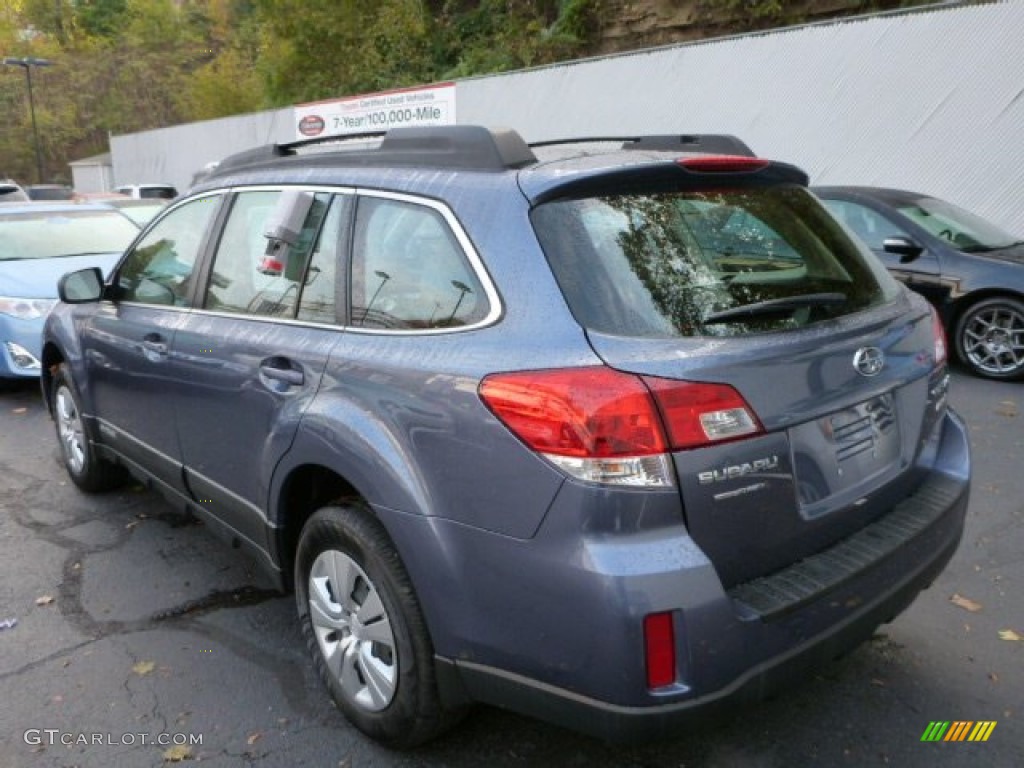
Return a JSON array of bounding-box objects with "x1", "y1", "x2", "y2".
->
[{"x1": 111, "y1": 1, "x2": 1024, "y2": 232}]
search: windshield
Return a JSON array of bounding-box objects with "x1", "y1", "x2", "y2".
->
[
  {"x1": 0, "y1": 210, "x2": 138, "y2": 261},
  {"x1": 532, "y1": 185, "x2": 899, "y2": 338},
  {"x1": 898, "y1": 197, "x2": 1021, "y2": 252}
]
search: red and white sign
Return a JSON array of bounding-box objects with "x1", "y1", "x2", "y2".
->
[{"x1": 294, "y1": 83, "x2": 456, "y2": 142}]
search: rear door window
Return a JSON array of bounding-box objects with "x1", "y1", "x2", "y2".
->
[{"x1": 532, "y1": 185, "x2": 899, "y2": 338}]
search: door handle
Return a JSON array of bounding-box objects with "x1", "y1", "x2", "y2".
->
[
  {"x1": 141, "y1": 333, "x2": 168, "y2": 359},
  {"x1": 259, "y1": 359, "x2": 304, "y2": 386}
]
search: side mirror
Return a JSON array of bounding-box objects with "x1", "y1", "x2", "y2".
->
[
  {"x1": 883, "y1": 236, "x2": 924, "y2": 264},
  {"x1": 58, "y1": 267, "x2": 104, "y2": 303}
]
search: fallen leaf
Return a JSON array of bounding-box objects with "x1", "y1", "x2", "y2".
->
[
  {"x1": 35, "y1": 595, "x2": 55, "y2": 606},
  {"x1": 998, "y1": 629, "x2": 1022, "y2": 642},
  {"x1": 247, "y1": 732, "x2": 262, "y2": 746},
  {"x1": 132, "y1": 660, "x2": 155, "y2": 676},
  {"x1": 989, "y1": 672, "x2": 999, "y2": 683},
  {"x1": 163, "y1": 744, "x2": 192, "y2": 762},
  {"x1": 995, "y1": 401, "x2": 1018, "y2": 417},
  {"x1": 950, "y1": 593, "x2": 982, "y2": 613}
]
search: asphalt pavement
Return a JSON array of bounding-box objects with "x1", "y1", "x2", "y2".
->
[{"x1": 0, "y1": 370, "x2": 1020, "y2": 768}]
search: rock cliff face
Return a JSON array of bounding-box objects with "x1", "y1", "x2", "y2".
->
[{"x1": 594, "y1": 0, "x2": 916, "y2": 54}]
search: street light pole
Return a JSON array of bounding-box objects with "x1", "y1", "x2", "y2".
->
[{"x1": 3, "y1": 57, "x2": 53, "y2": 184}]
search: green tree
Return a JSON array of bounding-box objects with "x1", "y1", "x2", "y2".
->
[
  {"x1": 255, "y1": 0, "x2": 436, "y2": 104},
  {"x1": 76, "y1": 0, "x2": 130, "y2": 38}
]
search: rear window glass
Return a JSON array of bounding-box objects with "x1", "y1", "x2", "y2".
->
[{"x1": 532, "y1": 185, "x2": 899, "y2": 338}]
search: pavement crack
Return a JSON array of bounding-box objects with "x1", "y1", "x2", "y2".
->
[{"x1": 150, "y1": 586, "x2": 281, "y2": 622}]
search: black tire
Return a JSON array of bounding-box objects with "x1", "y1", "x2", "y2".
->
[
  {"x1": 953, "y1": 297, "x2": 1024, "y2": 381},
  {"x1": 51, "y1": 364, "x2": 126, "y2": 492},
  {"x1": 294, "y1": 504, "x2": 457, "y2": 747}
]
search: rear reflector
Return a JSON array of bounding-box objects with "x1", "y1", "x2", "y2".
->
[
  {"x1": 678, "y1": 155, "x2": 770, "y2": 173},
  {"x1": 644, "y1": 612, "x2": 676, "y2": 688},
  {"x1": 479, "y1": 367, "x2": 762, "y2": 486},
  {"x1": 930, "y1": 305, "x2": 947, "y2": 366}
]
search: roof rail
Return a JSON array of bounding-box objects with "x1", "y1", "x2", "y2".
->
[
  {"x1": 530, "y1": 134, "x2": 755, "y2": 157},
  {"x1": 210, "y1": 126, "x2": 538, "y2": 178}
]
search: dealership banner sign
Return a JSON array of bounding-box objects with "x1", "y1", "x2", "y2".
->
[{"x1": 293, "y1": 83, "x2": 456, "y2": 142}]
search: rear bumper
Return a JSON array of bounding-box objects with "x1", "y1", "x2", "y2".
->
[{"x1": 441, "y1": 408, "x2": 970, "y2": 741}]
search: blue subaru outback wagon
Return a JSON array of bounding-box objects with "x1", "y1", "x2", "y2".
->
[{"x1": 42, "y1": 126, "x2": 970, "y2": 747}]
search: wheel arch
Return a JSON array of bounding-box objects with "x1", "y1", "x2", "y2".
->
[
  {"x1": 948, "y1": 289, "x2": 1024, "y2": 379},
  {"x1": 947, "y1": 288, "x2": 1024, "y2": 345},
  {"x1": 271, "y1": 463, "x2": 363, "y2": 591},
  {"x1": 948, "y1": 288, "x2": 1024, "y2": 332}
]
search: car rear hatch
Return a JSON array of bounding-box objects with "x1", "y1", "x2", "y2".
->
[{"x1": 527, "y1": 155, "x2": 950, "y2": 588}]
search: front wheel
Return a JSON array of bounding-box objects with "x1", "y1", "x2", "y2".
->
[
  {"x1": 954, "y1": 297, "x2": 1024, "y2": 380},
  {"x1": 52, "y1": 364, "x2": 126, "y2": 491},
  {"x1": 294, "y1": 504, "x2": 458, "y2": 747}
]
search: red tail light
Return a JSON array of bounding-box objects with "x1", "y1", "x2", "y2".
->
[
  {"x1": 678, "y1": 155, "x2": 770, "y2": 173},
  {"x1": 478, "y1": 367, "x2": 666, "y2": 458},
  {"x1": 644, "y1": 377, "x2": 762, "y2": 450},
  {"x1": 643, "y1": 612, "x2": 676, "y2": 688},
  {"x1": 479, "y1": 367, "x2": 762, "y2": 486}
]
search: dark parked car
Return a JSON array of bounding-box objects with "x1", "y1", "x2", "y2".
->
[
  {"x1": 815, "y1": 186, "x2": 1024, "y2": 380},
  {"x1": 25, "y1": 184, "x2": 74, "y2": 201},
  {"x1": 43, "y1": 127, "x2": 969, "y2": 746}
]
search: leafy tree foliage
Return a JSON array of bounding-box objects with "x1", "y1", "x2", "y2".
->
[
  {"x1": 1, "y1": 0, "x2": 601, "y2": 181},
  {"x1": 0, "y1": 0, "x2": 933, "y2": 184}
]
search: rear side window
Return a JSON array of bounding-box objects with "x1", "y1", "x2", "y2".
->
[
  {"x1": 350, "y1": 196, "x2": 488, "y2": 330},
  {"x1": 532, "y1": 185, "x2": 899, "y2": 338},
  {"x1": 821, "y1": 199, "x2": 905, "y2": 251}
]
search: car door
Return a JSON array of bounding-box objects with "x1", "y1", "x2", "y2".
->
[
  {"x1": 81, "y1": 193, "x2": 224, "y2": 495},
  {"x1": 169, "y1": 188, "x2": 348, "y2": 550},
  {"x1": 821, "y1": 197, "x2": 943, "y2": 302}
]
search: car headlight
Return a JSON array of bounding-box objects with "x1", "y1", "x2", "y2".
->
[{"x1": 0, "y1": 297, "x2": 58, "y2": 320}]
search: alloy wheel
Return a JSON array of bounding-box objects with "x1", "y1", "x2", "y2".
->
[
  {"x1": 961, "y1": 303, "x2": 1024, "y2": 377},
  {"x1": 55, "y1": 385, "x2": 86, "y2": 474}
]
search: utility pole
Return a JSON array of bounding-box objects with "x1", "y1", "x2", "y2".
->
[{"x1": 3, "y1": 57, "x2": 53, "y2": 184}]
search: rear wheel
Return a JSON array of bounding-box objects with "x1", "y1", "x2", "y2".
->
[
  {"x1": 954, "y1": 297, "x2": 1024, "y2": 380},
  {"x1": 295, "y1": 504, "x2": 456, "y2": 747},
  {"x1": 52, "y1": 364, "x2": 126, "y2": 491}
]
